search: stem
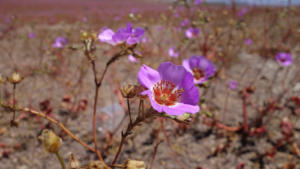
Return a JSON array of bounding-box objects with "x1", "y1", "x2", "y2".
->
[
  {"x1": 242, "y1": 96, "x2": 248, "y2": 133},
  {"x1": 127, "y1": 98, "x2": 132, "y2": 125},
  {"x1": 112, "y1": 133, "x2": 126, "y2": 165},
  {"x1": 55, "y1": 151, "x2": 66, "y2": 169},
  {"x1": 11, "y1": 84, "x2": 16, "y2": 125},
  {"x1": 91, "y1": 60, "x2": 104, "y2": 162},
  {"x1": 160, "y1": 119, "x2": 186, "y2": 169},
  {"x1": 111, "y1": 110, "x2": 157, "y2": 166},
  {"x1": 0, "y1": 103, "x2": 96, "y2": 152},
  {"x1": 149, "y1": 133, "x2": 162, "y2": 169}
]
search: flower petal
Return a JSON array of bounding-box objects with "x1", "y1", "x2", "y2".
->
[
  {"x1": 180, "y1": 72, "x2": 200, "y2": 105},
  {"x1": 98, "y1": 29, "x2": 116, "y2": 45},
  {"x1": 182, "y1": 59, "x2": 192, "y2": 73},
  {"x1": 163, "y1": 103, "x2": 199, "y2": 115},
  {"x1": 158, "y1": 62, "x2": 186, "y2": 85},
  {"x1": 138, "y1": 64, "x2": 161, "y2": 89}
]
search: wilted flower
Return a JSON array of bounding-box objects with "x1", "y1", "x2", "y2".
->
[
  {"x1": 138, "y1": 62, "x2": 199, "y2": 116},
  {"x1": 39, "y1": 129, "x2": 61, "y2": 153},
  {"x1": 245, "y1": 38, "x2": 252, "y2": 45},
  {"x1": 168, "y1": 47, "x2": 179, "y2": 58},
  {"x1": 98, "y1": 23, "x2": 145, "y2": 46},
  {"x1": 52, "y1": 37, "x2": 67, "y2": 48},
  {"x1": 228, "y1": 80, "x2": 238, "y2": 90},
  {"x1": 182, "y1": 56, "x2": 216, "y2": 84},
  {"x1": 7, "y1": 72, "x2": 23, "y2": 84},
  {"x1": 181, "y1": 18, "x2": 190, "y2": 27},
  {"x1": 194, "y1": 0, "x2": 203, "y2": 5},
  {"x1": 121, "y1": 84, "x2": 137, "y2": 98},
  {"x1": 185, "y1": 27, "x2": 199, "y2": 39},
  {"x1": 276, "y1": 52, "x2": 292, "y2": 67},
  {"x1": 28, "y1": 32, "x2": 35, "y2": 39},
  {"x1": 68, "y1": 153, "x2": 81, "y2": 169}
]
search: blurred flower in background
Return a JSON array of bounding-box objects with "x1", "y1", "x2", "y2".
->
[
  {"x1": 182, "y1": 56, "x2": 216, "y2": 84},
  {"x1": 228, "y1": 80, "x2": 238, "y2": 90},
  {"x1": 194, "y1": 0, "x2": 203, "y2": 5},
  {"x1": 28, "y1": 32, "x2": 35, "y2": 39},
  {"x1": 245, "y1": 38, "x2": 252, "y2": 45},
  {"x1": 138, "y1": 62, "x2": 199, "y2": 115},
  {"x1": 98, "y1": 23, "x2": 145, "y2": 46},
  {"x1": 237, "y1": 7, "x2": 249, "y2": 18},
  {"x1": 168, "y1": 47, "x2": 179, "y2": 58},
  {"x1": 276, "y1": 52, "x2": 292, "y2": 67},
  {"x1": 185, "y1": 27, "x2": 199, "y2": 39},
  {"x1": 52, "y1": 37, "x2": 67, "y2": 48},
  {"x1": 181, "y1": 18, "x2": 190, "y2": 27}
]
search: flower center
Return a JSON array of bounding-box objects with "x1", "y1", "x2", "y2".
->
[
  {"x1": 279, "y1": 57, "x2": 286, "y2": 62},
  {"x1": 153, "y1": 80, "x2": 183, "y2": 106},
  {"x1": 192, "y1": 68, "x2": 205, "y2": 80}
]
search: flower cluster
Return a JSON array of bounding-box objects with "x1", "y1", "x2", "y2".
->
[{"x1": 98, "y1": 23, "x2": 145, "y2": 46}]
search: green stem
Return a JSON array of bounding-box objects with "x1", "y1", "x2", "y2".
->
[{"x1": 55, "y1": 151, "x2": 66, "y2": 169}]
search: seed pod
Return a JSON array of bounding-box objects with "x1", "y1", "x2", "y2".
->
[
  {"x1": 68, "y1": 153, "x2": 80, "y2": 169},
  {"x1": 125, "y1": 159, "x2": 146, "y2": 169},
  {"x1": 7, "y1": 72, "x2": 23, "y2": 84},
  {"x1": 39, "y1": 129, "x2": 61, "y2": 153},
  {"x1": 120, "y1": 84, "x2": 136, "y2": 99}
]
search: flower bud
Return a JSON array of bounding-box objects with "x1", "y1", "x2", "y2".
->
[
  {"x1": 39, "y1": 129, "x2": 61, "y2": 153},
  {"x1": 120, "y1": 84, "x2": 136, "y2": 99},
  {"x1": 68, "y1": 153, "x2": 80, "y2": 169},
  {"x1": 125, "y1": 159, "x2": 146, "y2": 169},
  {"x1": 7, "y1": 72, "x2": 23, "y2": 84}
]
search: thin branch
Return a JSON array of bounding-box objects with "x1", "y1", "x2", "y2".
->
[{"x1": 0, "y1": 103, "x2": 95, "y2": 153}]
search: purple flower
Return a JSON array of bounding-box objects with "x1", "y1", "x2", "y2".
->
[
  {"x1": 168, "y1": 47, "x2": 179, "y2": 58},
  {"x1": 28, "y1": 32, "x2": 35, "y2": 39},
  {"x1": 98, "y1": 23, "x2": 145, "y2": 46},
  {"x1": 185, "y1": 27, "x2": 199, "y2": 39},
  {"x1": 182, "y1": 56, "x2": 216, "y2": 84},
  {"x1": 138, "y1": 62, "x2": 200, "y2": 116},
  {"x1": 228, "y1": 80, "x2": 238, "y2": 90},
  {"x1": 52, "y1": 37, "x2": 67, "y2": 48},
  {"x1": 194, "y1": 0, "x2": 203, "y2": 5},
  {"x1": 276, "y1": 52, "x2": 292, "y2": 67},
  {"x1": 237, "y1": 7, "x2": 248, "y2": 18},
  {"x1": 181, "y1": 18, "x2": 190, "y2": 27},
  {"x1": 82, "y1": 17, "x2": 87, "y2": 22},
  {"x1": 245, "y1": 38, "x2": 252, "y2": 45}
]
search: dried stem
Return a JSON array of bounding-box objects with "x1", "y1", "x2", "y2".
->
[
  {"x1": 242, "y1": 96, "x2": 248, "y2": 133},
  {"x1": 0, "y1": 103, "x2": 95, "y2": 152},
  {"x1": 111, "y1": 109, "x2": 157, "y2": 166},
  {"x1": 149, "y1": 133, "x2": 162, "y2": 169},
  {"x1": 160, "y1": 119, "x2": 186, "y2": 169},
  {"x1": 127, "y1": 98, "x2": 132, "y2": 125},
  {"x1": 11, "y1": 84, "x2": 16, "y2": 125}
]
